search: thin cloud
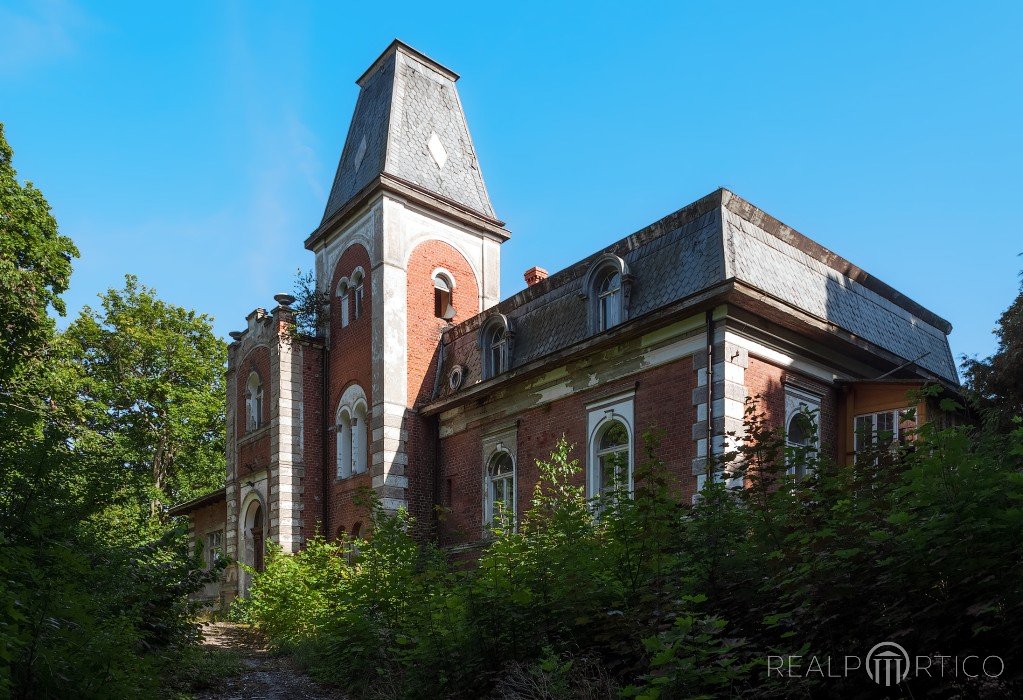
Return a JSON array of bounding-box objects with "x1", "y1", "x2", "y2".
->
[{"x1": 0, "y1": 0, "x2": 94, "y2": 75}]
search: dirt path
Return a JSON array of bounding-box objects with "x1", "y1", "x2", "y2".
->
[{"x1": 196, "y1": 622, "x2": 347, "y2": 700}]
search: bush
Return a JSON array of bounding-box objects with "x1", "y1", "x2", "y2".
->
[{"x1": 242, "y1": 399, "x2": 1023, "y2": 698}]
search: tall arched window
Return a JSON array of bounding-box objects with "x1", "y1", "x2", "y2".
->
[
  {"x1": 352, "y1": 400, "x2": 369, "y2": 474},
  {"x1": 352, "y1": 269, "x2": 365, "y2": 320},
  {"x1": 336, "y1": 384, "x2": 369, "y2": 479},
  {"x1": 336, "y1": 407, "x2": 353, "y2": 479},
  {"x1": 583, "y1": 253, "x2": 630, "y2": 335},
  {"x1": 784, "y1": 386, "x2": 821, "y2": 479},
  {"x1": 594, "y1": 419, "x2": 631, "y2": 495},
  {"x1": 486, "y1": 451, "x2": 515, "y2": 527},
  {"x1": 245, "y1": 372, "x2": 263, "y2": 431},
  {"x1": 433, "y1": 272, "x2": 455, "y2": 320},
  {"x1": 337, "y1": 280, "x2": 351, "y2": 328},
  {"x1": 480, "y1": 315, "x2": 512, "y2": 380}
]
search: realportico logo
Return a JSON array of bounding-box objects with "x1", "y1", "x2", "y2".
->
[
  {"x1": 767, "y1": 641, "x2": 1005, "y2": 686},
  {"x1": 865, "y1": 641, "x2": 910, "y2": 687}
]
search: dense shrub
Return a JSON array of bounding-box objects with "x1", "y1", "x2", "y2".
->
[{"x1": 243, "y1": 392, "x2": 1023, "y2": 698}]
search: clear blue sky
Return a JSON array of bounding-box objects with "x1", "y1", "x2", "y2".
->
[{"x1": 2, "y1": 1, "x2": 1021, "y2": 372}]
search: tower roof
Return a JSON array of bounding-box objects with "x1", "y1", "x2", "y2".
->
[{"x1": 316, "y1": 40, "x2": 501, "y2": 240}]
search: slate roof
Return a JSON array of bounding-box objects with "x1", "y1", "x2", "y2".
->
[
  {"x1": 432, "y1": 189, "x2": 958, "y2": 404},
  {"x1": 321, "y1": 40, "x2": 497, "y2": 225}
]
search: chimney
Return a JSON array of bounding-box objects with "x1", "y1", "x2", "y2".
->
[{"x1": 524, "y1": 266, "x2": 549, "y2": 287}]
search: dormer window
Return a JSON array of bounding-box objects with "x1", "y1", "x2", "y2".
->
[
  {"x1": 245, "y1": 372, "x2": 263, "y2": 431},
  {"x1": 433, "y1": 272, "x2": 455, "y2": 320},
  {"x1": 596, "y1": 269, "x2": 622, "y2": 331},
  {"x1": 480, "y1": 314, "x2": 512, "y2": 380},
  {"x1": 583, "y1": 253, "x2": 631, "y2": 335}
]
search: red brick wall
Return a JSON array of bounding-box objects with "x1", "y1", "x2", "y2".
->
[
  {"x1": 191, "y1": 500, "x2": 226, "y2": 542},
  {"x1": 406, "y1": 241, "x2": 480, "y2": 538},
  {"x1": 438, "y1": 356, "x2": 697, "y2": 547},
  {"x1": 236, "y1": 346, "x2": 271, "y2": 479},
  {"x1": 325, "y1": 244, "x2": 374, "y2": 539},
  {"x1": 744, "y1": 357, "x2": 839, "y2": 459},
  {"x1": 300, "y1": 342, "x2": 325, "y2": 540}
]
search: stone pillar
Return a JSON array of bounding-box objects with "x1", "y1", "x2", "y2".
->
[{"x1": 691, "y1": 320, "x2": 748, "y2": 491}]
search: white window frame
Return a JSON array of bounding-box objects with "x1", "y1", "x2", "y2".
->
[
  {"x1": 245, "y1": 372, "x2": 263, "y2": 431},
  {"x1": 586, "y1": 392, "x2": 635, "y2": 499},
  {"x1": 335, "y1": 384, "x2": 369, "y2": 479},
  {"x1": 479, "y1": 315, "x2": 512, "y2": 380},
  {"x1": 582, "y1": 253, "x2": 630, "y2": 336},
  {"x1": 204, "y1": 529, "x2": 224, "y2": 570},
  {"x1": 784, "y1": 386, "x2": 821, "y2": 478},
  {"x1": 854, "y1": 409, "x2": 912, "y2": 457},
  {"x1": 351, "y1": 268, "x2": 365, "y2": 320},
  {"x1": 596, "y1": 269, "x2": 622, "y2": 332},
  {"x1": 484, "y1": 449, "x2": 516, "y2": 528},
  {"x1": 481, "y1": 425, "x2": 518, "y2": 531},
  {"x1": 432, "y1": 269, "x2": 456, "y2": 320},
  {"x1": 337, "y1": 280, "x2": 351, "y2": 329}
]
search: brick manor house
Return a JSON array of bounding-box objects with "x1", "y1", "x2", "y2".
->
[{"x1": 171, "y1": 40, "x2": 959, "y2": 605}]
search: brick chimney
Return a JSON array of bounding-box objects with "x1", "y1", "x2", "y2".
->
[{"x1": 524, "y1": 266, "x2": 549, "y2": 287}]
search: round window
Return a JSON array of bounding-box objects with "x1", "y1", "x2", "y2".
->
[{"x1": 448, "y1": 365, "x2": 465, "y2": 391}]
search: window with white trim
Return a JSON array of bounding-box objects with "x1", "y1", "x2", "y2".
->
[
  {"x1": 352, "y1": 400, "x2": 369, "y2": 475},
  {"x1": 433, "y1": 272, "x2": 455, "y2": 320},
  {"x1": 784, "y1": 386, "x2": 821, "y2": 479},
  {"x1": 338, "y1": 281, "x2": 350, "y2": 328},
  {"x1": 485, "y1": 451, "x2": 515, "y2": 528},
  {"x1": 353, "y1": 272, "x2": 364, "y2": 319},
  {"x1": 336, "y1": 407, "x2": 353, "y2": 479},
  {"x1": 480, "y1": 315, "x2": 511, "y2": 380},
  {"x1": 596, "y1": 269, "x2": 622, "y2": 331},
  {"x1": 245, "y1": 372, "x2": 263, "y2": 431},
  {"x1": 595, "y1": 420, "x2": 630, "y2": 494},
  {"x1": 583, "y1": 253, "x2": 630, "y2": 335},
  {"x1": 204, "y1": 530, "x2": 224, "y2": 570},
  {"x1": 854, "y1": 409, "x2": 914, "y2": 458},
  {"x1": 335, "y1": 386, "x2": 369, "y2": 479},
  {"x1": 586, "y1": 393, "x2": 634, "y2": 499}
]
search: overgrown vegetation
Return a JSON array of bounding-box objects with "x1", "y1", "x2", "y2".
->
[
  {"x1": 242, "y1": 389, "x2": 1023, "y2": 697},
  {"x1": 0, "y1": 123, "x2": 229, "y2": 697}
]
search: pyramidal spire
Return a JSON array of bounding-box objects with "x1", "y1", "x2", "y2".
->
[{"x1": 318, "y1": 40, "x2": 501, "y2": 232}]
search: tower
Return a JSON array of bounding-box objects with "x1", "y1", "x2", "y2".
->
[{"x1": 306, "y1": 40, "x2": 508, "y2": 535}]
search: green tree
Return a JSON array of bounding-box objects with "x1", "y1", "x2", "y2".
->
[
  {"x1": 65, "y1": 275, "x2": 227, "y2": 519},
  {"x1": 963, "y1": 266, "x2": 1023, "y2": 430},
  {"x1": 0, "y1": 123, "x2": 78, "y2": 387}
]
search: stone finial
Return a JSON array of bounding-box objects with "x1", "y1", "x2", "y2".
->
[
  {"x1": 274, "y1": 293, "x2": 296, "y2": 308},
  {"x1": 524, "y1": 266, "x2": 549, "y2": 287}
]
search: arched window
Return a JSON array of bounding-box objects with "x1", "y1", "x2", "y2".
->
[
  {"x1": 433, "y1": 272, "x2": 455, "y2": 320},
  {"x1": 583, "y1": 253, "x2": 630, "y2": 335},
  {"x1": 596, "y1": 269, "x2": 622, "y2": 331},
  {"x1": 245, "y1": 372, "x2": 263, "y2": 431},
  {"x1": 352, "y1": 269, "x2": 365, "y2": 320},
  {"x1": 784, "y1": 386, "x2": 821, "y2": 479},
  {"x1": 480, "y1": 315, "x2": 512, "y2": 380},
  {"x1": 485, "y1": 451, "x2": 515, "y2": 527},
  {"x1": 336, "y1": 384, "x2": 369, "y2": 480},
  {"x1": 336, "y1": 407, "x2": 353, "y2": 479},
  {"x1": 352, "y1": 400, "x2": 369, "y2": 474},
  {"x1": 337, "y1": 280, "x2": 351, "y2": 329},
  {"x1": 594, "y1": 419, "x2": 631, "y2": 496}
]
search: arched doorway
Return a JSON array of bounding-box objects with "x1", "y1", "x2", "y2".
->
[
  {"x1": 251, "y1": 503, "x2": 264, "y2": 573},
  {"x1": 241, "y1": 497, "x2": 265, "y2": 595}
]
